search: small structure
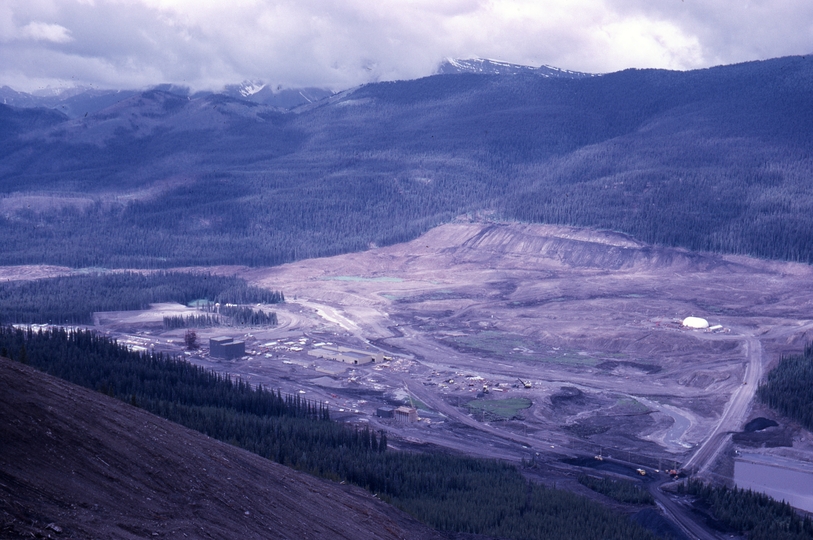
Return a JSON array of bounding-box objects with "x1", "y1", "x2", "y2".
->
[
  {"x1": 376, "y1": 407, "x2": 395, "y2": 419},
  {"x1": 682, "y1": 316, "x2": 709, "y2": 329},
  {"x1": 308, "y1": 345, "x2": 383, "y2": 365},
  {"x1": 209, "y1": 336, "x2": 232, "y2": 356},
  {"x1": 209, "y1": 336, "x2": 245, "y2": 359},
  {"x1": 394, "y1": 406, "x2": 418, "y2": 423}
]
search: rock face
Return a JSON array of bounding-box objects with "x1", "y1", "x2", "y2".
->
[{"x1": 0, "y1": 357, "x2": 443, "y2": 540}]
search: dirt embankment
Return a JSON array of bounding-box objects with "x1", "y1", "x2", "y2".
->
[{"x1": 0, "y1": 357, "x2": 444, "y2": 540}]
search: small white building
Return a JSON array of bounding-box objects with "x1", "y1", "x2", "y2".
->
[{"x1": 682, "y1": 316, "x2": 709, "y2": 329}]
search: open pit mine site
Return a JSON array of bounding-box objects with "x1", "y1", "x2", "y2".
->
[
  {"x1": 60, "y1": 220, "x2": 813, "y2": 525},
  {"x1": 5, "y1": 218, "x2": 813, "y2": 539}
]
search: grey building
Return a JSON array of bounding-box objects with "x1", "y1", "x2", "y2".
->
[
  {"x1": 209, "y1": 336, "x2": 245, "y2": 360},
  {"x1": 394, "y1": 406, "x2": 418, "y2": 423}
]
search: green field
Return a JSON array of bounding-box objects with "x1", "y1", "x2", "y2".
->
[
  {"x1": 320, "y1": 276, "x2": 403, "y2": 283},
  {"x1": 447, "y1": 331, "x2": 598, "y2": 366},
  {"x1": 467, "y1": 397, "x2": 532, "y2": 419}
]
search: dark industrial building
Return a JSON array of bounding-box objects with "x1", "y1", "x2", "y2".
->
[{"x1": 209, "y1": 336, "x2": 245, "y2": 360}]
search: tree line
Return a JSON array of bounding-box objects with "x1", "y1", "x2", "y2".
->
[
  {"x1": 219, "y1": 305, "x2": 278, "y2": 326},
  {"x1": 679, "y1": 479, "x2": 813, "y2": 539},
  {"x1": 164, "y1": 314, "x2": 220, "y2": 329},
  {"x1": 758, "y1": 343, "x2": 813, "y2": 431},
  {"x1": 163, "y1": 308, "x2": 278, "y2": 330},
  {"x1": 0, "y1": 325, "x2": 656, "y2": 540},
  {"x1": 0, "y1": 271, "x2": 283, "y2": 325}
]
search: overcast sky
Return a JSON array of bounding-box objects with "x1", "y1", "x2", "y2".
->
[{"x1": 2, "y1": 0, "x2": 812, "y2": 93}]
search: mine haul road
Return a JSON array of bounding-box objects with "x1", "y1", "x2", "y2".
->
[
  {"x1": 649, "y1": 334, "x2": 764, "y2": 540},
  {"x1": 403, "y1": 380, "x2": 571, "y2": 455},
  {"x1": 682, "y1": 332, "x2": 762, "y2": 474},
  {"x1": 649, "y1": 482, "x2": 721, "y2": 540}
]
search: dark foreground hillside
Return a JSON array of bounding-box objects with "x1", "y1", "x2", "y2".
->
[{"x1": 0, "y1": 357, "x2": 443, "y2": 540}]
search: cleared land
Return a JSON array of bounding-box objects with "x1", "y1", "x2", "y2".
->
[
  {"x1": 8, "y1": 220, "x2": 813, "y2": 533},
  {"x1": 221, "y1": 222, "x2": 810, "y2": 466},
  {"x1": 61, "y1": 221, "x2": 813, "y2": 475}
]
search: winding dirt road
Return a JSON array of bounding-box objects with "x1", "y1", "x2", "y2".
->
[{"x1": 682, "y1": 333, "x2": 762, "y2": 474}]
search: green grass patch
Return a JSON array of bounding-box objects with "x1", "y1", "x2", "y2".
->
[
  {"x1": 321, "y1": 276, "x2": 403, "y2": 283},
  {"x1": 467, "y1": 397, "x2": 532, "y2": 419},
  {"x1": 446, "y1": 331, "x2": 598, "y2": 366},
  {"x1": 408, "y1": 397, "x2": 431, "y2": 412},
  {"x1": 537, "y1": 354, "x2": 599, "y2": 366}
]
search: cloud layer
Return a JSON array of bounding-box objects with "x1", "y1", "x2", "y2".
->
[{"x1": 2, "y1": 0, "x2": 812, "y2": 92}]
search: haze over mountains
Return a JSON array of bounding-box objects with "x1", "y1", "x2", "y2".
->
[{"x1": 1, "y1": 55, "x2": 812, "y2": 268}]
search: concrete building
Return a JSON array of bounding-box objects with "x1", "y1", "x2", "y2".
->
[
  {"x1": 308, "y1": 345, "x2": 383, "y2": 365},
  {"x1": 394, "y1": 406, "x2": 418, "y2": 423},
  {"x1": 376, "y1": 407, "x2": 395, "y2": 419},
  {"x1": 209, "y1": 336, "x2": 246, "y2": 360}
]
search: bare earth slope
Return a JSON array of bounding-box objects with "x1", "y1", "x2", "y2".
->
[
  {"x1": 0, "y1": 357, "x2": 444, "y2": 540},
  {"x1": 221, "y1": 220, "x2": 813, "y2": 467}
]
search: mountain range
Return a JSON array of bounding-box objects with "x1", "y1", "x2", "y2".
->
[
  {"x1": 0, "y1": 58, "x2": 586, "y2": 117},
  {"x1": 1, "y1": 55, "x2": 812, "y2": 268}
]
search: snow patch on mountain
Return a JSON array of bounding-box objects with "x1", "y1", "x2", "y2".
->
[
  {"x1": 239, "y1": 82, "x2": 266, "y2": 97},
  {"x1": 437, "y1": 58, "x2": 595, "y2": 79}
]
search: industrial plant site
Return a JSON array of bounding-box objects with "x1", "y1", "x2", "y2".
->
[{"x1": 62, "y1": 220, "x2": 813, "y2": 522}]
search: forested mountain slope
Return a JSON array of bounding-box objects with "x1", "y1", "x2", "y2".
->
[{"x1": 1, "y1": 55, "x2": 812, "y2": 267}]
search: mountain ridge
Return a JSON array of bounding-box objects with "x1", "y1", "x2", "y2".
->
[
  {"x1": 1, "y1": 55, "x2": 813, "y2": 267},
  {"x1": 0, "y1": 57, "x2": 588, "y2": 117},
  {"x1": 436, "y1": 57, "x2": 595, "y2": 78}
]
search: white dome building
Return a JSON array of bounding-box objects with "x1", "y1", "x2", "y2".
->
[{"x1": 682, "y1": 316, "x2": 709, "y2": 329}]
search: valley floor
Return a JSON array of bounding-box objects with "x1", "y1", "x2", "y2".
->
[{"x1": 6, "y1": 219, "x2": 813, "y2": 536}]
